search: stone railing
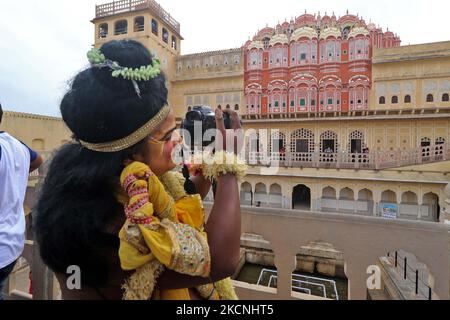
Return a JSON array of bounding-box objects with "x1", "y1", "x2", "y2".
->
[
  {"x1": 246, "y1": 144, "x2": 450, "y2": 170},
  {"x1": 233, "y1": 206, "x2": 449, "y2": 300},
  {"x1": 4, "y1": 205, "x2": 449, "y2": 300},
  {"x1": 95, "y1": 0, "x2": 180, "y2": 34}
]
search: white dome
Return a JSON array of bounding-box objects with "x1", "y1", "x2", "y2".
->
[
  {"x1": 269, "y1": 33, "x2": 289, "y2": 46},
  {"x1": 320, "y1": 26, "x2": 341, "y2": 40},
  {"x1": 291, "y1": 26, "x2": 318, "y2": 41},
  {"x1": 348, "y1": 26, "x2": 370, "y2": 38},
  {"x1": 248, "y1": 40, "x2": 264, "y2": 50}
]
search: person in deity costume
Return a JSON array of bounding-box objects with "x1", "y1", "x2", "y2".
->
[{"x1": 35, "y1": 40, "x2": 246, "y2": 300}]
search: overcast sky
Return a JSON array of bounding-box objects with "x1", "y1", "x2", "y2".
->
[{"x1": 1, "y1": 0, "x2": 449, "y2": 116}]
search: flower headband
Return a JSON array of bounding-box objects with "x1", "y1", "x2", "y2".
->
[{"x1": 87, "y1": 48, "x2": 161, "y2": 98}]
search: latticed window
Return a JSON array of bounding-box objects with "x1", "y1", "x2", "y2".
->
[
  {"x1": 270, "y1": 132, "x2": 287, "y2": 153},
  {"x1": 151, "y1": 19, "x2": 158, "y2": 35},
  {"x1": 248, "y1": 133, "x2": 260, "y2": 152},
  {"x1": 290, "y1": 129, "x2": 314, "y2": 153},
  {"x1": 320, "y1": 131, "x2": 338, "y2": 163},
  {"x1": 435, "y1": 137, "x2": 446, "y2": 156},
  {"x1": 421, "y1": 137, "x2": 432, "y2": 159},
  {"x1": 421, "y1": 137, "x2": 431, "y2": 146},
  {"x1": 99, "y1": 23, "x2": 108, "y2": 38},
  {"x1": 320, "y1": 131, "x2": 338, "y2": 153},
  {"x1": 379, "y1": 96, "x2": 386, "y2": 104},
  {"x1": 426, "y1": 94, "x2": 434, "y2": 102},
  {"x1": 263, "y1": 37, "x2": 270, "y2": 50},
  {"x1": 348, "y1": 131, "x2": 365, "y2": 153}
]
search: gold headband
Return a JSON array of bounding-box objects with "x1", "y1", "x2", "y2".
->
[{"x1": 79, "y1": 105, "x2": 170, "y2": 153}]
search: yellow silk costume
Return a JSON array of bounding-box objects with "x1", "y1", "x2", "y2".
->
[{"x1": 117, "y1": 162, "x2": 238, "y2": 300}]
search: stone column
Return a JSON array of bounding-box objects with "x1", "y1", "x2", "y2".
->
[
  {"x1": 373, "y1": 191, "x2": 381, "y2": 217},
  {"x1": 285, "y1": 186, "x2": 292, "y2": 210},
  {"x1": 417, "y1": 198, "x2": 423, "y2": 220},
  {"x1": 274, "y1": 253, "x2": 296, "y2": 300},
  {"x1": 346, "y1": 261, "x2": 371, "y2": 300},
  {"x1": 397, "y1": 193, "x2": 402, "y2": 219},
  {"x1": 310, "y1": 187, "x2": 316, "y2": 212},
  {"x1": 251, "y1": 183, "x2": 255, "y2": 207},
  {"x1": 441, "y1": 184, "x2": 450, "y2": 223}
]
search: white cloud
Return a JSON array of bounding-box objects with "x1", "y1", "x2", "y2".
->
[{"x1": 0, "y1": 0, "x2": 449, "y2": 116}]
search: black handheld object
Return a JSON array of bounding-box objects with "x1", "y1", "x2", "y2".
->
[{"x1": 181, "y1": 106, "x2": 232, "y2": 150}]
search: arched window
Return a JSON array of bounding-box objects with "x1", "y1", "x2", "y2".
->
[
  {"x1": 234, "y1": 104, "x2": 239, "y2": 111},
  {"x1": 99, "y1": 23, "x2": 108, "y2": 38},
  {"x1": 134, "y1": 16, "x2": 144, "y2": 32},
  {"x1": 404, "y1": 95, "x2": 411, "y2": 103},
  {"x1": 162, "y1": 28, "x2": 169, "y2": 43},
  {"x1": 391, "y1": 96, "x2": 398, "y2": 104},
  {"x1": 262, "y1": 37, "x2": 270, "y2": 50},
  {"x1": 443, "y1": 93, "x2": 449, "y2": 102},
  {"x1": 151, "y1": 19, "x2": 158, "y2": 35},
  {"x1": 320, "y1": 131, "x2": 338, "y2": 154},
  {"x1": 114, "y1": 20, "x2": 128, "y2": 35},
  {"x1": 290, "y1": 129, "x2": 314, "y2": 162},
  {"x1": 436, "y1": 137, "x2": 445, "y2": 145},
  {"x1": 171, "y1": 36, "x2": 177, "y2": 50},
  {"x1": 426, "y1": 94, "x2": 434, "y2": 103},
  {"x1": 379, "y1": 96, "x2": 386, "y2": 104}
]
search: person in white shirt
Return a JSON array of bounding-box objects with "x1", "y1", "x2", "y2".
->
[{"x1": 0, "y1": 103, "x2": 43, "y2": 300}]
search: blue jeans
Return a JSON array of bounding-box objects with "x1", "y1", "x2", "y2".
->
[{"x1": 0, "y1": 260, "x2": 17, "y2": 300}]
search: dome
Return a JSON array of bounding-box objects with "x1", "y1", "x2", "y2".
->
[
  {"x1": 296, "y1": 13, "x2": 316, "y2": 26},
  {"x1": 257, "y1": 27, "x2": 274, "y2": 38},
  {"x1": 291, "y1": 26, "x2": 318, "y2": 41},
  {"x1": 367, "y1": 23, "x2": 376, "y2": 31},
  {"x1": 281, "y1": 21, "x2": 290, "y2": 29},
  {"x1": 269, "y1": 33, "x2": 289, "y2": 46},
  {"x1": 348, "y1": 26, "x2": 370, "y2": 39},
  {"x1": 320, "y1": 26, "x2": 341, "y2": 40},
  {"x1": 248, "y1": 40, "x2": 264, "y2": 50},
  {"x1": 338, "y1": 14, "x2": 359, "y2": 25},
  {"x1": 322, "y1": 14, "x2": 331, "y2": 22}
]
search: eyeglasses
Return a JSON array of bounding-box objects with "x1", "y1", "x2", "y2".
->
[{"x1": 149, "y1": 128, "x2": 183, "y2": 145}]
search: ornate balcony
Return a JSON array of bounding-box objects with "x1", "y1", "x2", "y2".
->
[
  {"x1": 246, "y1": 144, "x2": 450, "y2": 170},
  {"x1": 95, "y1": 0, "x2": 180, "y2": 34}
]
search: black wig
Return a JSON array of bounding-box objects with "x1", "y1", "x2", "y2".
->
[{"x1": 35, "y1": 40, "x2": 168, "y2": 286}]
